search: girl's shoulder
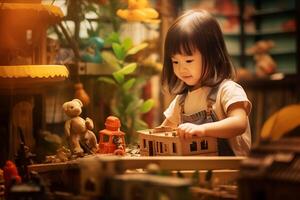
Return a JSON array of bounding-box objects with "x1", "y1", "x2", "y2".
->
[{"x1": 219, "y1": 79, "x2": 245, "y2": 92}]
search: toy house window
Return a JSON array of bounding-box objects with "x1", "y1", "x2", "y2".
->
[
  {"x1": 143, "y1": 139, "x2": 146, "y2": 148},
  {"x1": 130, "y1": 185, "x2": 144, "y2": 200},
  {"x1": 172, "y1": 143, "x2": 177, "y2": 153},
  {"x1": 190, "y1": 141, "x2": 197, "y2": 152},
  {"x1": 200, "y1": 140, "x2": 208, "y2": 150},
  {"x1": 160, "y1": 142, "x2": 163, "y2": 153},
  {"x1": 156, "y1": 142, "x2": 159, "y2": 152},
  {"x1": 102, "y1": 162, "x2": 107, "y2": 170},
  {"x1": 84, "y1": 178, "x2": 96, "y2": 192},
  {"x1": 103, "y1": 134, "x2": 109, "y2": 142},
  {"x1": 164, "y1": 144, "x2": 168, "y2": 152}
]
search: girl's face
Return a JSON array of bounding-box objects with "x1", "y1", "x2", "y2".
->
[{"x1": 171, "y1": 50, "x2": 202, "y2": 86}]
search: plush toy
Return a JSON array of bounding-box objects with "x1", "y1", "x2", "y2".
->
[
  {"x1": 247, "y1": 40, "x2": 277, "y2": 77},
  {"x1": 62, "y1": 99, "x2": 98, "y2": 155}
]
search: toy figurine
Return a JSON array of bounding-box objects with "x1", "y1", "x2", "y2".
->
[
  {"x1": 62, "y1": 99, "x2": 98, "y2": 155},
  {"x1": 81, "y1": 37, "x2": 104, "y2": 63},
  {"x1": 98, "y1": 116, "x2": 126, "y2": 156},
  {"x1": 3, "y1": 161, "x2": 21, "y2": 195},
  {"x1": 74, "y1": 82, "x2": 90, "y2": 106},
  {"x1": 246, "y1": 40, "x2": 277, "y2": 77}
]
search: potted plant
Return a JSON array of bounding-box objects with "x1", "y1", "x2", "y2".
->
[{"x1": 98, "y1": 32, "x2": 154, "y2": 143}]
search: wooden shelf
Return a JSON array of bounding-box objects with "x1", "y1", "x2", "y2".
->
[
  {"x1": 252, "y1": 8, "x2": 295, "y2": 17},
  {"x1": 229, "y1": 48, "x2": 296, "y2": 57},
  {"x1": 238, "y1": 74, "x2": 300, "y2": 88},
  {"x1": 245, "y1": 30, "x2": 296, "y2": 36},
  {"x1": 213, "y1": 13, "x2": 240, "y2": 18}
]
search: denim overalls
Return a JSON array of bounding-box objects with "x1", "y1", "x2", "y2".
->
[{"x1": 179, "y1": 86, "x2": 235, "y2": 156}]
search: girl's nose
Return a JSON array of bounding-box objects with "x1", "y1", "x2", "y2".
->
[{"x1": 178, "y1": 63, "x2": 188, "y2": 72}]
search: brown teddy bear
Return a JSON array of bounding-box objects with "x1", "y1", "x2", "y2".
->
[
  {"x1": 246, "y1": 40, "x2": 277, "y2": 77},
  {"x1": 62, "y1": 99, "x2": 98, "y2": 155}
]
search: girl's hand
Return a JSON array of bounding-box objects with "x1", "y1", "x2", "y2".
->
[{"x1": 177, "y1": 123, "x2": 206, "y2": 139}]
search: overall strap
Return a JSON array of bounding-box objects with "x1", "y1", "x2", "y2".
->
[
  {"x1": 206, "y1": 85, "x2": 220, "y2": 121},
  {"x1": 178, "y1": 93, "x2": 187, "y2": 116}
]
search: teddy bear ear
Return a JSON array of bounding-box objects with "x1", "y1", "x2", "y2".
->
[{"x1": 73, "y1": 99, "x2": 83, "y2": 107}]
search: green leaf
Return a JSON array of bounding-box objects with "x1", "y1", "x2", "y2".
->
[
  {"x1": 135, "y1": 119, "x2": 149, "y2": 130},
  {"x1": 123, "y1": 38, "x2": 133, "y2": 51},
  {"x1": 112, "y1": 43, "x2": 126, "y2": 60},
  {"x1": 122, "y1": 78, "x2": 136, "y2": 91},
  {"x1": 125, "y1": 99, "x2": 143, "y2": 114},
  {"x1": 104, "y1": 32, "x2": 120, "y2": 45},
  {"x1": 136, "y1": 119, "x2": 148, "y2": 129},
  {"x1": 97, "y1": 77, "x2": 117, "y2": 85},
  {"x1": 101, "y1": 51, "x2": 121, "y2": 70},
  {"x1": 127, "y1": 42, "x2": 148, "y2": 55},
  {"x1": 117, "y1": 63, "x2": 137, "y2": 75},
  {"x1": 124, "y1": 101, "x2": 136, "y2": 115},
  {"x1": 139, "y1": 99, "x2": 154, "y2": 113},
  {"x1": 112, "y1": 72, "x2": 124, "y2": 84}
]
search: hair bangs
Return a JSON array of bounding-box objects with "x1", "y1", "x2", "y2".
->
[{"x1": 167, "y1": 26, "x2": 197, "y2": 56}]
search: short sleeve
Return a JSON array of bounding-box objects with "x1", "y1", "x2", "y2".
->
[
  {"x1": 219, "y1": 81, "x2": 252, "y2": 115},
  {"x1": 163, "y1": 95, "x2": 181, "y2": 125}
]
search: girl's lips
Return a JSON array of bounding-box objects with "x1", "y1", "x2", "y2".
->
[{"x1": 182, "y1": 75, "x2": 192, "y2": 79}]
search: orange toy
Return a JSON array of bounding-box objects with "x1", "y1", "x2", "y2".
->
[
  {"x1": 98, "y1": 116, "x2": 126, "y2": 156},
  {"x1": 3, "y1": 161, "x2": 21, "y2": 193}
]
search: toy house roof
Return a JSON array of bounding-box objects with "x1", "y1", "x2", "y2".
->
[
  {"x1": 0, "y1": 3, "x2": 63, "y2": 24},
  {"x1": 0, "y1": 65, "x2": 69, "y2": 88}
]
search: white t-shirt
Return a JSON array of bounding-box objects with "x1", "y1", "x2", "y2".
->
[{"x1": 164, "y1": 79, "x2": 252, "y2": 156}]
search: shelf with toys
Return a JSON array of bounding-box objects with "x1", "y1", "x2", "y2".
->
[{"x1": 241, "y1": 0, "x2": 298, "y2": 77}]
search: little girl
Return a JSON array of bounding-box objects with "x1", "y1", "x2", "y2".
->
[{"x1": 161, "y1": 10, "x2": 252, "y2": 156}]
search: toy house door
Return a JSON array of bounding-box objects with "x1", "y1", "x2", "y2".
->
[{"x1": 148, "y1": 141, "x2": 154, "y2": 156}]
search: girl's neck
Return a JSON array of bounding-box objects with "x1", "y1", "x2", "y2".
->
[{"x1": 189, "y1": 83, "x2": 202, "y2": 91}]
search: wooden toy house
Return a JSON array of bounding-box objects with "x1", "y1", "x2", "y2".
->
[
  {"x1": 138, "y1": 128, "x2": 218, "y2": 156},
  {"x1": 0, "y1": 1, "x2": 68, "y2": 164}
]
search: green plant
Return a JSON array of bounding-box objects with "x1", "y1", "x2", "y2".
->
[{"x1": 98, "y1": 32, "x2": 154, "y2": 143}]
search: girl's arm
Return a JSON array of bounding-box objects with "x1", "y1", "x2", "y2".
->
[{"x1": 177, "y1": 102, "x2": 248, "y2": 139}]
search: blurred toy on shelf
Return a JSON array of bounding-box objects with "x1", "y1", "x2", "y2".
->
[
  {"x1": 98, "y1": 116, "x2": 126, "y2": 156},
  {"x1": 62, "y1": 99, "x2": 98, "y2": 155},
  {"x1": 81, "y1": 37, "x2": 104, "y2": 64},
  {"x1": 246, "y1": 40, "x2": 277, "y2": 77},
  {"x1": 74, "y1": 82, "x2": 90, "y2": 106},
  {"x1": 116, "y1": 0, "x2": 160, "y2": 23},
  {"x1": 45, "y1": 146, "x2": 72, "y2": 163},
  {"x1": 282, "y1": 19, "x2": 296, "y2": 32},
  {"x1": 3, "y1": 161, "x2": 21, "y2": 196},
  {"x1": 216, "y1": 0, "x2": 239, "y2": 33}
]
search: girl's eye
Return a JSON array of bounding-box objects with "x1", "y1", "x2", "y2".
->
[
  {"x1": 172, "y1": 61, "x2": 178, "y2": 64},
  {"x1": 186, "y1": 60, "x2": 194, "y2": 63}
]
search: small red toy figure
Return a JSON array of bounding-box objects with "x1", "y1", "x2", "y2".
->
[
  {"x1": 3, "y1": 160, "x2": 21, "y2": 194},
  {"x1": 98, "y1": 116, "x2": 126, "y2": 155}
]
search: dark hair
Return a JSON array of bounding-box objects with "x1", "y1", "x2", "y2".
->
[{"x1": 162, "y1": 9, "x2": 235, "y2": 94}]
